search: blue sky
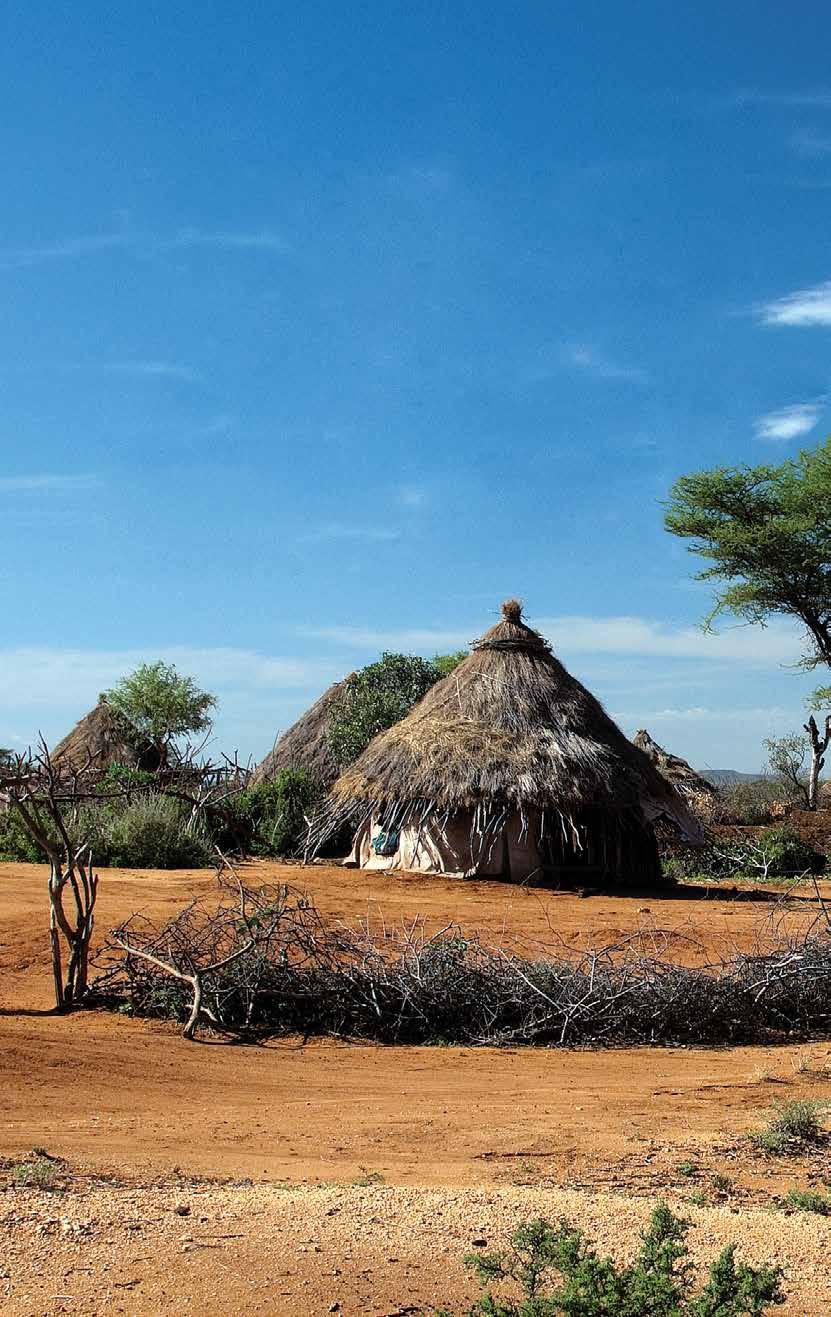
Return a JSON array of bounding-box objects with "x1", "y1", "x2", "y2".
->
[{"x1": 2, "y1": 1, "x2": 831, "y2": 770}]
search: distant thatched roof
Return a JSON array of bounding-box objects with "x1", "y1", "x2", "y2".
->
[
  {"x1": 633, "y1": 730, "x2": 717, "y2": 803},
  {"x1": 52, "y1": 696, "x2": 152, "y2": 774},
  {"x1": 312, "y1": 601, "x2": 702, "y2": 847},
  {"x1": 251, "y1": 676, "x2": 354, "y2": 789}
]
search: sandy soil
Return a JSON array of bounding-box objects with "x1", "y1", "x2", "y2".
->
[{"x1": 4, "y1": 860, "x2": 831, "y2": 1313}]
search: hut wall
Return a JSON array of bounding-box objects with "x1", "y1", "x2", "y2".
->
[{"x1": 344, "y1": 811, "x2": 543, "y2": 880}]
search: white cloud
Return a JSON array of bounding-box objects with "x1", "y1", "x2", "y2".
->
[
  {"x1": 397, "y1": 485, "x2": 427, "y2": 508},
  {"x1": 759, "y1": 280, "x2": 831, "y2": 326},
  {"x1": 0, "y1": 233, "x2": 130, "y2": 270},
  {"x1": 96, "y1": 360, "x2": 199, "y2": 383},
  {"x1": 0, "y1": 646, "x2": 337, "y2": 710},
  {"x1": 789, "y1": 130, "x2": 831, "y2": 157},
  {"x1": 754, "y1": 400, "x2": 822, "y2": 440},
  {"x1": 302, "y1": 523, "x2": 401, "y2": 544},
  {"x1": 613, "y1": 705, "x2": 794, "y2": 725},
  {"x1": 0, "y1": 228, "x2": 286, "y2": 271},
  {"x1": 169, "y1": 228, "x2": 286, "y2": 252},
  {"x1": 304, "y1": 614, "x2": 801, "y2": 665},
  {"x1": 731, "y1": 89, "x2": 831, "y2": 109},
  {"x1": 0, "y1": 474, "x2": 99, "y2": 493},
  {"x1": 559, "y1": 343, "x2": 647, "y2": 383}
]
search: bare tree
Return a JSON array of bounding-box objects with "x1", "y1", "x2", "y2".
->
[
  {"x1": 1, "y1": 742, "x2": 99, "y2": 1009},
  {"x1": 0, "y1": 737, "x2": 251, "y2": 1013},
  {"x1": 764, "y1": 733, "x2": 810, "y2": 809}
]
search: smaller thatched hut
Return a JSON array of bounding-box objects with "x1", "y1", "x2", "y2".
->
[
  {"x1": 251, "y1": 676, "x2": 353, "y2": 789},
  {"x1": 309, "y1": 601, "x2": 703, "y2": 884},
  {"x1": 52, "y1": 695, "x2": 159, "y2": 774},
  {"x1": 633, "y1": 730, "x2": 717, "y2": 808}
]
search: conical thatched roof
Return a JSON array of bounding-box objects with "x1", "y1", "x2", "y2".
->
[
  {"x1": 312, "y1": 601, "x2": 702, "y2": 849},
  {"x1": 52, "y1": 695, "x2": 151, "y2": 774},
  {"x1": 633, "y1": 729, "x2": 717, "y2": 803},
  {"x1": 251, "y1": 676, "x2": 354, "y2": 789}
]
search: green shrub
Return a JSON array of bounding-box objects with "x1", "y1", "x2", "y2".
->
[
  {"x1": 750, "y1": 1099, "x2": 827, "y2": 1154},
  {"x1": 0, "y1": 806, "x2": 47, "y2": 861},
  {"x1": 785, "y1": 1187, "x2": 831, "y2": 1215},
  {"x1": 107, "y1": 796, "x2": 213, "y2": 869},
  {"x1": 755, "y1": 826, "x2": 824, "y2": 876},
  {"x1": 219, "y1": 769, "x2": 320, "y2": 857},
  {"x1": 434, "y1": 1202, "x2": 783, "y2": 1315},
  {"x1": 327, "y1": 652, "x2": 446, "y2": 767},
  {"x1": 10, "y1": 1151, "x2": 64, "y2": 1191}
]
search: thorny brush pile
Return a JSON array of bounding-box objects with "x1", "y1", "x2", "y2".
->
[{"x1": 93, "y1": 879, "x2": 831, "y2": 1048}]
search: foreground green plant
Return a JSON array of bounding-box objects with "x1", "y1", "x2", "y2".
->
[
  {"x1": 750, "y1": 1099, "x2": 827, "y2": 1155},
  {"x1": 10, "y1": 1150, "x2": 65, "y2": 1191},
  {"x1": 434, "y1": 1203, "x2": 784, "y2": 1316},
  {"x1": 784, "y1": 1187, "x2": 831, "y2": 1215}
]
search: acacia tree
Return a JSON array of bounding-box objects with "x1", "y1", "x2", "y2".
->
[
  {"x1": 666, "y1": 439, "x2": 831, "y2": 810},
  {"x1": 665, "y1": 438, "x2": 831, "y2": 668},
  {"x1": 106, "y1": 661, "x2": 216, "y2": 765}
]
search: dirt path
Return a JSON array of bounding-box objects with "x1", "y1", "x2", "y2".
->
[{"x1": 4, "y1": 861, "x2": 831, "y2": 1312}]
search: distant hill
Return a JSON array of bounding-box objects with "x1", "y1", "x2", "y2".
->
[{"x1": 697, "y1": 768, "x2": 767, "y2": 785}]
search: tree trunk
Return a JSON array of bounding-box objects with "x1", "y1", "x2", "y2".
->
[{"x1": 804, "y1": 715, "x2": 831, "y2": 811}]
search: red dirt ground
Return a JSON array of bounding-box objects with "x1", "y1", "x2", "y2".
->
[{"x1": 4, "y1": 860, "x2": 831, "y2": 1313}]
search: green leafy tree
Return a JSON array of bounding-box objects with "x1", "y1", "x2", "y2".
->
[
  {"x1": 327, "y1": 652, "x2": 450, "y2": 767},
  {"x1": 432, "y1": 650, "x2": 468, "y2": 678},
  {"x1": 665, "y1": 439, "x2": 831, "y2": 669},
  {"x1": 106, "y1": 661, "x2": 216, "y2": 761},
  {"x1": 437, "y1": 1203, "x2": 783, "y2": 1315}
]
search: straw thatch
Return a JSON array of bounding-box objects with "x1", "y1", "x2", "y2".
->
[
  {"x1": 251, "y1": 676, "x2": 354, "y2": 789},
  {"x1": 632, "y1": 729, "x2": 717, "y2": 805},
  {"x1": 52, "y1": 695, "x2": 159, "y2": 774},
  {"x1": 309, "y1": 601, "x2": 703, "y2": 883}
]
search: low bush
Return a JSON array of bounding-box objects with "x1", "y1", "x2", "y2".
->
[
  {"x1": 106, "y1": 796, "x2": 213, "y2": 869},
  {"x1": 432, "y1": 1202, "x2": 783, "y2": 1315},
  {"x1": 10, "y1": 1150, "x2": 65, "y2": 1191},
  {"x1": 784, "y1": 1187, "x2": 831, "y2": 1215},
  {"x1": 750, "y1": 1100, "x2": 827, "y2": 1155}
]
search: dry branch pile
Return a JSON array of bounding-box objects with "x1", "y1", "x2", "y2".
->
[{"x1": 97, "y1": 881, "x2": 831, "y2": 1047}]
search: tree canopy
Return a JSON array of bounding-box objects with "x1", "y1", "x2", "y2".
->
[
  {"x1": 327, "y1": 650, "x2": 465, "y2": 767},
  {"x1": 664, "y1": 438, "x2": 831, "y2": 667},
  {"x1": 106, "y1": 661, "x2": 217, "y2": 757}
]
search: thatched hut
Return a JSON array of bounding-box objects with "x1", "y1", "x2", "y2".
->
[
  {"x1": 52, "y1": 695, "x2": 159, "y2": 774},
  {"x1": 251, "y1": 676, "x2": 353, "y2": 789},
  {"x1": 632, "y1": 730, "x2": 717, "y2": 807},
  {"x1": 308, "y1": 601, "x2": 702, "y2": 884}
]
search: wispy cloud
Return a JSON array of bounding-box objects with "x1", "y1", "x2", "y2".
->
[
  {"x1": 559, "y1": 343, "x2": 647, "y2": 383},
  {"x1": 754, "y1": 400, "x2": 822, "y2": 441},
  {"x1": 0, "y1": 646, "x2": 336, "y2": 711},
  {"x1": 0, "y1": 233, "x2": 130, "y2": 271},
  {"x1": 96, "y1": 360, "x2": 199, "y2": 383},
  {"x1": 613, "y1": 705, "x2": 794, "y2": 725},
  {"x1": 0, "y1": 227, "x2": 287, "y2": 271},
  {"x1": 397, "y1": 485, "x2": 427, "y2": 508},
  {"x1": 302, "y1": 523, "x2": 401, "y2": 544},
  {"x1": 0, "y1": 474, "x2": 99, "y2": 493},
  {"x1": 731, "y1": 88, "x2": 831, "y2": 109},
  {"x1": 305, "y1": 614, "x2": 800, "y2": 666},
  {"x1": 789, "y1": 130, "x2": 831, "y2": 158},
  {"x1": 168, "y1": 228, "x2": 286, "y2": 252},
  {"x1": 759, "y1": 279, "x2": 831, "y2": 326}
]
